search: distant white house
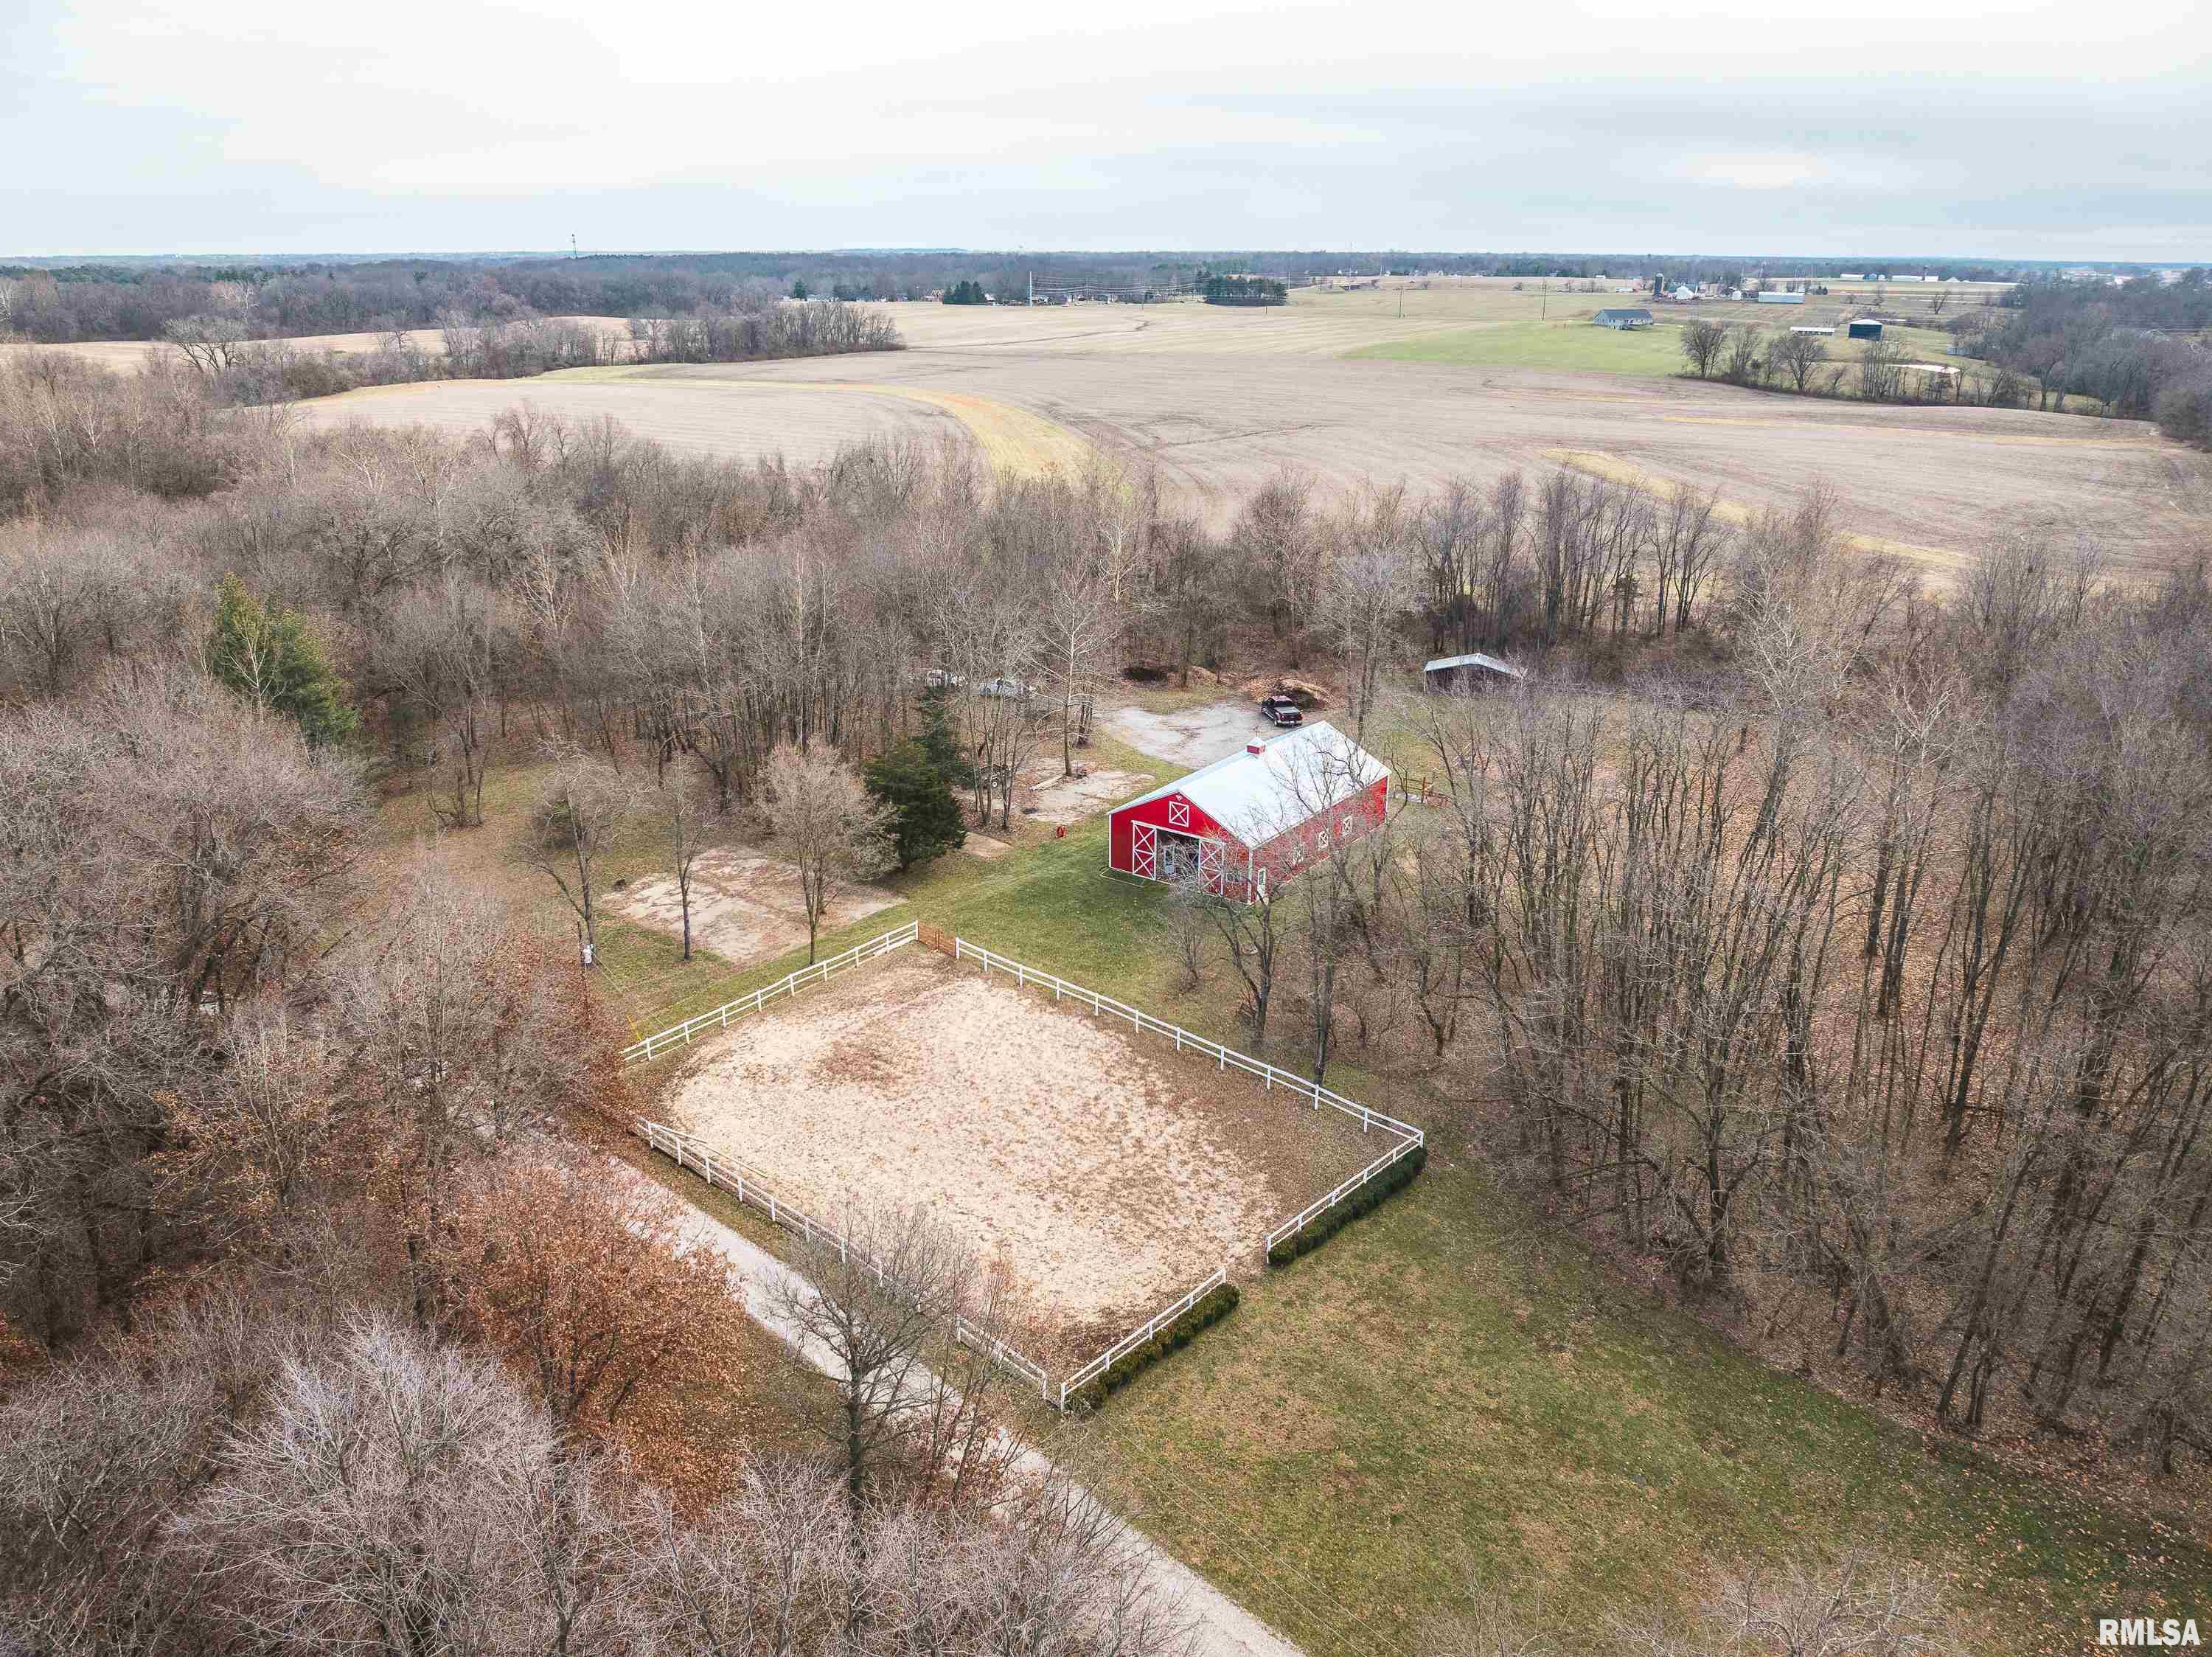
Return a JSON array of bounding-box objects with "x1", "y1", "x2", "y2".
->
[
  {"x1": 1592, "y1": 308, "x2": 1655, "y2": 330},
  {"x1": 1756, "y1": 291, "x2": 1807, "y2": 305},
  {"x1": 1790, "y1": 324, "x2": 1837, "y2": 335}
]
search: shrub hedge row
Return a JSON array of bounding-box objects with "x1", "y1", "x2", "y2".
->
[
  {"x1": 1266, "y1": 1144, "x2": 1427, "y2": 1268},
  {"x1": 1064, "y1": 1283, "x2": 1240, "y2": 1411}
]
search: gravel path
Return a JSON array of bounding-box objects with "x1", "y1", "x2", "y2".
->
[
  {"x1": 610, "y1": 1161, "x2": 1304, "y2": 1657},
  {"x1": 1109, "y1": 700, "x2": 1272, "y2": 770}
]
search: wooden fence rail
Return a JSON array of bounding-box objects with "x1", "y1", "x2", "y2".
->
[
  {"x1": 625, "y1": 929, "x2": 1427, "y2": 1409},
  {"x1": 633, "y1": 1117, "x2": 1051, "y2": 1400},
  {"x1": 950, "y1": 937, "x2": 1425, "y2": 1142},
  {"x1": 951, "y1": 934, "x2": 1426, "y2": 1268},
  {"x1": 1059, "y1": 1267, "x2": 1225, "y2": 1408},
  {"x1": 623, "y1": 923, "x2": 919, "y2": 1064}
]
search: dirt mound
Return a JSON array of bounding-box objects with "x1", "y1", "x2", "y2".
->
[{"x1": 1239, "y1": 676, "x2": 1331, "y2": 709}]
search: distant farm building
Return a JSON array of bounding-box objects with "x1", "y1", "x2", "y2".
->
[
  {"x1": 1790, "y1": 324, "x2": 1837, "y2": 336},
  {"x1": 1756, "y1": 291, "x2": 1806, "y2": 305},
  {"x1": 1848, "y1": 319, "x2": 1884, "y2": 341},
  {"x1": 1669, "y1": 285, "x2": 1699, "y2": 302},
  {"x1": 1423, "y1": 651, "x2": 1526, "y2": 692},
  {"x1": 1106, "y1": 723, "x2": 1389, "y2": 902},
  {"x1": 1592, "y1": 308, "x2": 1654, "y2": 330}
]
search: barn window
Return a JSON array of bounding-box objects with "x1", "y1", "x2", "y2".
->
[{"x1": 1167, "y1": 799, "x2": 1190, "y2": 828}]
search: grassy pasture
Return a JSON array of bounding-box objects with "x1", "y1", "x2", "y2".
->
[
  {"x1": 1352, "y1": 319, "x2": 1688, "y2": 375},
  {"x1": 1356, "y1": 316, "x2": 1985, "y2": 382}
]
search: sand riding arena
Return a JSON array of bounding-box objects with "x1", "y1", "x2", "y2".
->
[{"x1": 639, "y1": 930, "x2": 1411, "y2": 1364}]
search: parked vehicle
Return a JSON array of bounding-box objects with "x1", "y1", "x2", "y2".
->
[
  {"x1": 977, "y1": 677, "x2": 1034, "y2": 700},
  {"x1": 1258, "y1": 696, "x2": 1304, "y2": 727}
]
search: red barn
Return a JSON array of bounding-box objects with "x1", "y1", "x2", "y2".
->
[{"x1": 1107, "y1": 721, "x2": 1391, "y2": 902}]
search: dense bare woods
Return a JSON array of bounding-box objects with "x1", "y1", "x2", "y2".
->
[
  {"x1": 1389, "y1": 538, "x2": 2212, "y2": 1469},
  {"x1": 0, "y1": 364, "x2": 1218, "y2": 1653}
]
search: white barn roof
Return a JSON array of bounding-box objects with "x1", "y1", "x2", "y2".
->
[
  {"x1": 1424, "y1": 651, "x2": 1525, "y2": 679},
  {"x1": 1116, "y1": 721, "x2": 1389, "y2": 847}
]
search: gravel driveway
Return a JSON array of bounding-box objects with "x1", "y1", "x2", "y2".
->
[{"x1": 1108, "y1": 699, "x2": 1270, "y2": 770}]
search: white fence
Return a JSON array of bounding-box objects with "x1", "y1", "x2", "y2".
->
[
  {"x1": 625, "y1": 928, "x2": 1427, "y2": 1409},
  {"x1": 1261, "y1": 1133, "x2": 1424, "y2": 1257},
  {"x1": 622, "y1": 923, "x2": 919, "y2": 1064},
  {"x1": 952, "y1": 934, "x2": 1428, "y2": 1364},
  {"x1": 1058, "y1": 1267, "x2": 1225, "y2": 1408},
  {"x1": 951, "y1": 937, "x2": 1425, "y2": 1145},
  {"x1": 633, "y1": 1116, "x2": 1052, "y2": 1400}
]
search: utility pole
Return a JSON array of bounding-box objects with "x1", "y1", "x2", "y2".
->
[{"x1": 570, "y1": 232, "x2": 577, "y2": 261}]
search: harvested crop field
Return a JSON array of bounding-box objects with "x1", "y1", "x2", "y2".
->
[
  {"x1": 291, "y1": 335, "x2": 2211, "y2": 580},
  {"x1": 662, "y1": 947, "x2": 1379, "y2": 1352},
  {"x1": 4, "y1": 316, "x2": 634, "y2": 375}
]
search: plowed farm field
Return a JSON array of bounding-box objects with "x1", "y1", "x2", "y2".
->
[
  {"x1": 293, "y1": 337, "x2": 2210, "y2": 577},
  {"x1": 3, "y1": 316, "x2": 635, "y2": 374},
  {"x1": 659, "y1": 945, "x2": 1380, "y2": 1357},
  {"x1": 45, "y1": 276, "x2": 2207, "y2": 579}
]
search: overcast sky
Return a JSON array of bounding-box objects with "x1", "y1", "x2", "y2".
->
[{"x1": 7, "y1": 0, "x2": 2209, "y2": 260}]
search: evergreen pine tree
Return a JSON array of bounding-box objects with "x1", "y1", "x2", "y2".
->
[
  {"x1": 206, "y1": 574, "x2": 361, "y2": 749},
  {"x1": 863, "y1": 740, "x2": 966, "y2": 870},
  {"x1": 917, "y1": 682, "x2": 972, "y2": 784}
]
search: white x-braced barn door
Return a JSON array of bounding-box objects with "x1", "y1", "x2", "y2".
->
[
  {"x1": 1197, "y1": 837, "x2": 1225, "y2": 897},
  {"x1": 1132, "y1": 821, "x2": 1158, "y2": 879}
]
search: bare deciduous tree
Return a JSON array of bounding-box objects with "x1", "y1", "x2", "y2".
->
[
  {"x1": 1041, "y1": 565, "x2": 1117, "y2": 777},
  {"x1": 176, "y1": 1310, "x2": 648, "y2": 1657},
  {"x1": 1769, "y1": 327, "x2": 1829, "y2": 393},
  {"x1": 522, "y1": 743, "x2": 638, "y2": 967},
  {"x1": 1680, "y1": 318, "x2": 1729, "y2": 379},
  {"x1": 664, "y1": 758, "x2": 709, "y2": 961},
  {"x1": 757, "y1": 743, "x2": 894, "y2": 964},
  {"x1": 163, "y1": 313, "x2": 252, "y2": 378},
  {"x1": 767, "y1": 1203, "x2": 984, "y2": 1521},
  {"x1": 1319, "y1": 540, "x2": 1414, "y2": 748}
]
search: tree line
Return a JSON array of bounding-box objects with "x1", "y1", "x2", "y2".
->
[
  {"x1": 1963, "y1": 270, "x2": 2212, "y2": 442},
  {"x1": 157, "y1": 298, "x2": 903, "y2": 409}
]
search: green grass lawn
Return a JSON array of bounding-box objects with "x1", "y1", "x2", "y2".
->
[
  {"x1": 1077, "y1": 1169, "x2": 2206, "y2": 1656},
  {"x1": 1348, "y1": 318, "x2": 2033, "y2": 409},
  {"x1": 1351, "y1": 319, "x2": 1688, "y2": 375},
  {"x1": 600, "y1": 735, "x2": 2211, "y2": 1656}
]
